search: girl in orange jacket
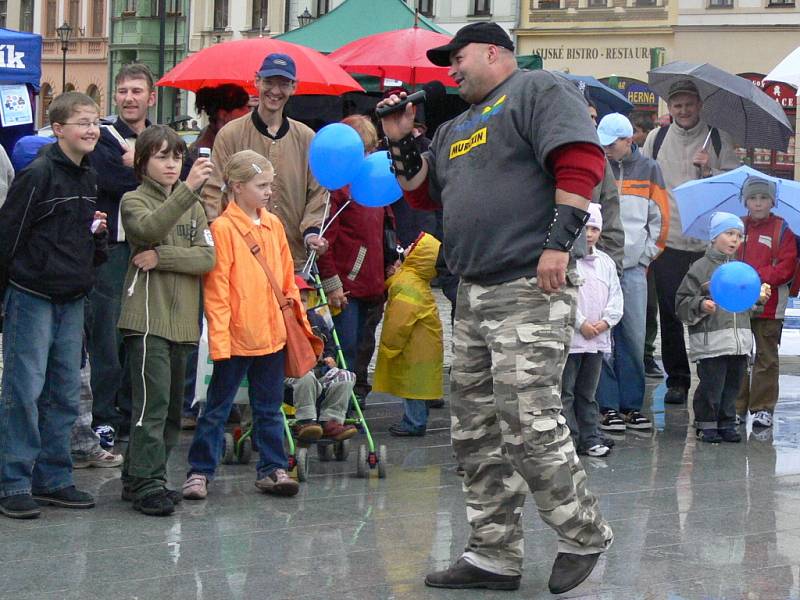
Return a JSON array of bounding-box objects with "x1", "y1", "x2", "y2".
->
[{"x1": 183, "y1": 150, "x2": 316, "y2": 500}]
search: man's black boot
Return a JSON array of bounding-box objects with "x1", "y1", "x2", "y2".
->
[
  {"x1": 425, "y1": 558, "x2": 520, "y2": 590},
  {"x1": 548, "y1": 552, "x2": 601, "y2": 594}
]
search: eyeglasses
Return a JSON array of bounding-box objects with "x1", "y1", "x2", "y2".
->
[
  {"x1": 258, "y1": 78, "x2": 294, "y2": 92},
  {"x1": 62, "y1": 120, "x2": 102, "y2": 130}
]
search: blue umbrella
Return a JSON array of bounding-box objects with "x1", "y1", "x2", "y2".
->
[
  {"x1": 673, "y1": 165, "x2": 800, "y2": 240},
  {"x1": 554, "y1": 72, "x2": 634, "y2": 118}
]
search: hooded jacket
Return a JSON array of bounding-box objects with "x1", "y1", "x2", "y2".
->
[
  {"x1": 570, "y1": 247, "x2": 624, "y2": 354},
  {"x1": 676, "y1": 246, "x2": 756, "y2": 362},
  {"x1": 607, "y1": 145, "x2": 670, "y2": 269},
  {"x1": 738, "y1": 214, "x2": 797, "y2": 320},
  {"x1": 204, "y1": 200, "x2": 318, "y2": 361},
  {"x1": 0, "y1": 142, "x2": 107, "y2": 302},
  {"x1": 373, "y1": 233, "x2": 443, "y2": 400},
  {"x1": 118, "y1": 177, "x2": 215, "y2": 343}
]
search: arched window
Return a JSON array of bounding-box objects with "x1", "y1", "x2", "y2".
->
[
  {"x1": 87, "y1": 84, "x2": 101, "y2": 106},
  {"x1": 65, "y1": 83, "x2": 76, "y2": 93},
  {"x1": 40, "y1": 83, "x2": 54, "y2": 126}
]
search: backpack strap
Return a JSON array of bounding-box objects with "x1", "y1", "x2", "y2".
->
[{"x1": 652, "y1": 124, "x2": 669, "y2": 160}]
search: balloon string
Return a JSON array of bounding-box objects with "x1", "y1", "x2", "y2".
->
[{"x1": 302, "y1": 199, "x2": 351, "y2": 277}]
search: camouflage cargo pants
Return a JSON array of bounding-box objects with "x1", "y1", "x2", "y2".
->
[{"x1": 451, "y1": 277, "x2": 613, "y2": 576}]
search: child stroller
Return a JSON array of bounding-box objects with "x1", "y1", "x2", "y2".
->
[{"x1": 220, "y1": 263, "x2": 387, "y2": 480}]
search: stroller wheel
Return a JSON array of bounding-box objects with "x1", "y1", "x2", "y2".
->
[
  {"x1": 222, "y1": 432, "x2": 235, "y2": 465},
  {"x1": 296, "y1": 447, "x2": 309, "y2": 482},
  {"x1": 334, "y1": 439, "x2": 350, "y2": 462},
  {"x1": 317, "y1": 443, "x2": 334, "y2": 462},
  {"x1": 377, "y1": 444, "x2": 387, "y2": 479},
  {"x1": 238, "y1": 437, "x2": 253, "y2": 464},
  {"x1": 356, "y1": 444, "x2": 367, "y2": 478}
]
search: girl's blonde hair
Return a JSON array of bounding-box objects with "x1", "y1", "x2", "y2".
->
[
  {"x1": 222, "y1": 150, "x2": 274, "y2": 206},
  {"x1": 342, "y1": 114, "x2": 378, "y2": 153}
]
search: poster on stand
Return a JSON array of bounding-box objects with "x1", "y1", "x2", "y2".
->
[{"x1": 0, "y1": 85, "x2": 33, "y2": 127}]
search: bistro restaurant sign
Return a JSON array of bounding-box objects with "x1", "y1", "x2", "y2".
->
[{"x1": 531, "y1": 46, "x2": 652, "y2": 61}]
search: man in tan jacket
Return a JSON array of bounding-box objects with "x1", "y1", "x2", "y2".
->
[{"x1": 202, "y1": 53, "x2": 329, "y2": 269}]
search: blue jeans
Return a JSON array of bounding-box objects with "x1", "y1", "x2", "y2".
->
[
  {"x1": 402, "y1": 399, "x2": 429, "y2": 434},
  {"x1": 187, "y1": 350, "x2": 286, "y2": 479},
  {"x1": 0, "y1": 288, "x2": 84, "y2": 498},
  {"x1": 597, "y1": 265, "x2": 647, "y2": 413}
]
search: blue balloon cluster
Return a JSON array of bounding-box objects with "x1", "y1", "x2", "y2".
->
[
  {"x1": 309, "y1": 125, "x2": 401, "y2": 208},
  {"x1": 710, "y1": 261, "x2": 762, "y2": 313}
]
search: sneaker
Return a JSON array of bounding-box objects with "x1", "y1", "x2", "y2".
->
[
  {"x1": 182, "y1": 474, "x2": 208, "y2": 500},
  {"x1": 548, "y1": 552, "x2": 601, "y2": 594},
  {"x1": 133, "y1": 489, "x2": 174, "y2": 516},
  {"x1": 122, "y1": 487, "x2": 183, "y2": 505},
  {"x1": 93, "y1": 424, "x2": 115, "y2": 449},
  {"x1": 622, "y1": 410, "x2": 652, "y2": 430},
  {"x1": 321, "y1": 419, "x2": 357, "y2": 441},
  {"x1": 719, "y1": 428, "x2": 742, "y2": 443},
  {"x1": 644, "y1": 357, "x2": 664, "y2": 378},
  {"x1": 599, "y1": 410, "x2": 625, "y2": 432},
  {"x1": 735, "y1": 413, "x2": 745, "y2": 426},
  {"x1": 581, "y1": 444, "x2": 611, "y2": 457},
  {"x1": 751, "y1": 410, "x2": 773, "y2": 428},
  {"x1": 388, "y1": 423, "x2": 426, "y2": 437},
  {"x1": 425, "y1": 558, "x2": 521, "y2": 590},
  {"x1": 32, "y1": 486, "x2": 95, "y2": 509},
  {"x1": 0, "y1": 494, "x2": 41, "y2": 519},
  {"x1": 664, "y1": 386, "x2": 688, "y2": 405},
  {"x1": 294, "y1": 420, "x2": 323, "y2": 443},
  {"x1": 600, "y1": 436, "x2": 616, "y2": 449},
  {"x1": 73, "y1": 447, "x2": 123, "y2": 469},
  {"x1": 255, "y1": 469, "x2": 299, "y2": 496},
  {"x1": 698, "y1": 428, "x2": 722, "y2": 444}
]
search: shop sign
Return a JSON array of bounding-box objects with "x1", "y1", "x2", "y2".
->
[
  {"x1": 739, "y1": 72, "x2": 796, "y2": 110},
  {"x1": 530, "y1": 47, "x2": 651, "y2": 61},
  {"x1": 599, "y1": 77, "x2": 659, "y2": 108}
]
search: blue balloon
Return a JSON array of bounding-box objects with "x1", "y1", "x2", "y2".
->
[
  {"x1": 350, "y1": 151, "x2": 402, "y2": 208},
  {"x1": 309, "y1": 123, "x2": 365, "y2": 190},
  {"x1": 710, "y1": 261, "x2": 762, "y2": 313}
]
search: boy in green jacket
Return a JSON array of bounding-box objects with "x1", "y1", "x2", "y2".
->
[{"x1": 119, "y1": 125, "x2": 215, "y2": 516}]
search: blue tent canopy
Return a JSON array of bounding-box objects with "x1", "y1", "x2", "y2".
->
[{"x1": 0, "y1": 28, "x2": 41, "y2": 91}]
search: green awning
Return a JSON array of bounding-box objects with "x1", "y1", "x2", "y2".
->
[{"x1": 276, "y1": 0, "x2": 450, "y2": 54}]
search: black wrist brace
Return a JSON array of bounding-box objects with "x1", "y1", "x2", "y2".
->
[
  {"x1": 543, "y1": 204, "x2": 590, "y2": 252},
  {"x1": 385, "y1": 134, "x2": 423, "y2": 180}
]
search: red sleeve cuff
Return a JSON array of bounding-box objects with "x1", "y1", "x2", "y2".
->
[
  {"x1": 403, "y1": 177, "x2": 441, "y2": 211},
  {"x1": 547, "y1": 143, "x2": 606, "y2": 200}
]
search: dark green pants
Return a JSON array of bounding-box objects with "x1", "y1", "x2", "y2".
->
[{"x1": 122, "y1": 334, "x2": 193, "y2": 499}]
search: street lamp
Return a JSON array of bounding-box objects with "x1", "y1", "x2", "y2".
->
[
  {"x1": 56, "y1": 21, "x2": 73, "y2": 94},
  {"x1": 297, "y1": 8, "x2": 315, "y2": 27}
]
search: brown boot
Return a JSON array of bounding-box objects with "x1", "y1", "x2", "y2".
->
[
  {"x1": 293, "y1": 420, "x2": 323, "y2": 443},
  {"x1": 321, "y1": 419, "x2": 357, "y2": 441}
]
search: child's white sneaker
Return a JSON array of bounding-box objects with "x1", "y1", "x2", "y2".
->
[
  {"x1": 751, "y1": 410, "x2": 773, "y2": 428},
  {"x1": 583, "y1": 444, "x2": 611, "y2": 457}
]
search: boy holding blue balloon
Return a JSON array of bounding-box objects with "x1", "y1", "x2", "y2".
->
[{"x1": 676, "y1": 212, "x2": 770, "y2": 444}]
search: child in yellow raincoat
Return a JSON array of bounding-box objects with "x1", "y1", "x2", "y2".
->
[{"x1": 374, "y1": 232, "x2": 444, "y2": 436}]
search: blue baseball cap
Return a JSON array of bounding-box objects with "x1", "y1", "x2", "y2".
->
[
  {"x1": 597, "y1": 113, "x2": 634, "y2": 146},
  {"x1": 257, "y1": 53, "x2": 297, "y2": 81}
]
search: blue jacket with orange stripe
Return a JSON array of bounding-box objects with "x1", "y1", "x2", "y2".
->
[{"x1": 607, "y1": 145, "x2": 670, "y2": 270}]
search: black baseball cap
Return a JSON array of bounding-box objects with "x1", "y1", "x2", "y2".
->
[{"x1": 426, "y1": 22, "x2": 514, "y2": 67}]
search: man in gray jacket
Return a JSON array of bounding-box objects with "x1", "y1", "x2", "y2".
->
[{"x1": 641, "y1": 79, "x2": 739, "y2": 405}]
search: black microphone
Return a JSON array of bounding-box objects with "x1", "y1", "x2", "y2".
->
[{"x1": 375, "y1": 81, "x2": 446, "y2": 119}]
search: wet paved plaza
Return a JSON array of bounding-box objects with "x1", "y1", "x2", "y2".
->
[{"x1": 3, "y1": 361, "x2": 800, "y2": 600}]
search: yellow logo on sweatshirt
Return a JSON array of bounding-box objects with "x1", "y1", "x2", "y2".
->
[{"x1": 449, "y1": 127, "x2": 487, "y2": 159}]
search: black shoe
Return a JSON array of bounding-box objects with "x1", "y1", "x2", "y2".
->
[
  {"x1": 389, "y1": 423, "x2": 426, "y2": 437},
  {"x1": 0, "y1": 494, "x2": 41, "y2": 519},
  {"x1": 644, "y1": 357, "x2": 664, "y2": 378},
  {"x1": 698, "y1": 428, "x2": 722, "y2": 444},
  {"x1": 133, "y1": 490, "x2": 175, "y2": 516},
  {"x1": 600, "y1": 436, "x2": 615, "y2": 449},
  {"x1": 664, "y1": 386, "x2": 688, "y2": 405},
  {"x1": 548, "y1": 552, "x2": 601, "y2": 594},
  {"x1": 122, "y1": 487, "x2": 183, "y2": 505},
  {"x1": 429, "y1": 399, "x2": 445, "y2": 409},
  {"x1": 425, "y1": 558, "x2": 521, "y2": 590},
  {"x1": 719, "y1": 427, "x2": 742, "y2": 443},
  {"x1": 32, "y1": 486, "x2": 95, "y2": 509}
]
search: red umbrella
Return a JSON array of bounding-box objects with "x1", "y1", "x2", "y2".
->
[
  {"x1": 328, "y1": 27, "x2": 455, "y2": 88},
  {"x1": 157, "y1": 38, "x2": 363, "y2": 96}
]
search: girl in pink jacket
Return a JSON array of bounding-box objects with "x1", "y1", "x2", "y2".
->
[{"x1": 561, "y1": 204, "x2": 624, "y2": 457}]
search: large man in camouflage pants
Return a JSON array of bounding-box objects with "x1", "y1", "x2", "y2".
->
[{"x1": 378, "y1": 23, "x2": 613, "y2": 594}]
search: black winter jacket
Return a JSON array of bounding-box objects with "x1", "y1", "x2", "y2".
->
[{"x1": 0, "y1": 142, "x2": 107, "y2": 301}]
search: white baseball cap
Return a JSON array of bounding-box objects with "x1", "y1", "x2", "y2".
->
[{"x1": 597, "y1": 113, "x2": 634, "y2": 146}]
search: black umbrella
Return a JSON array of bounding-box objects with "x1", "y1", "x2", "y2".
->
[{"x1": 648, "y1": 61, "x2": 793, "y2": 151}]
